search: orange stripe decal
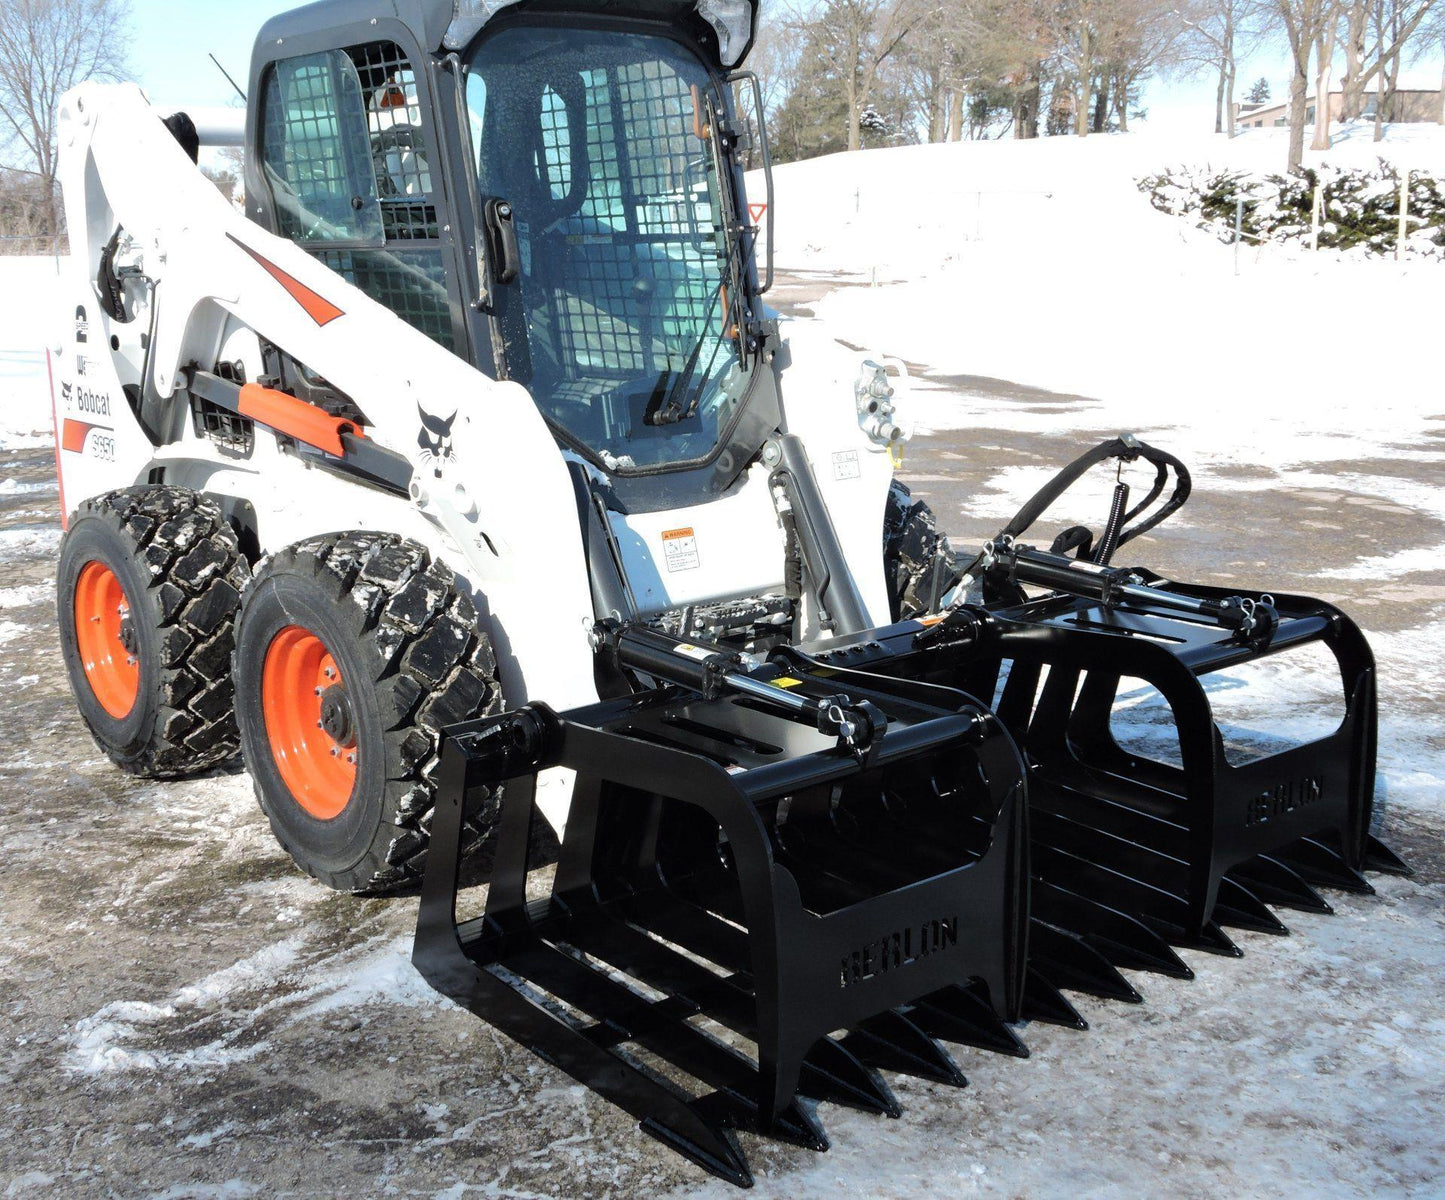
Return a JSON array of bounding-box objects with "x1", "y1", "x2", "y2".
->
[
  {"x1": 61, "y1": 419, "x2": 98, "y2": 454},
  {"x1": 227, "y1": 234, "x2": 345, "y2": 327},
  {"x1": 237, "y1": 383, "x2": 360, "y2": 457},
  {"x1": 48, "y1": 350, "x2": 68, "y2": 530}
]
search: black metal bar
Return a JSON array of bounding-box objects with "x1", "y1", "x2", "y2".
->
[
  {"x1": 772, "y1": 434, "x2": 871, "y2": 635},
  {"x1": 186, "y1": 366, "x2": 414, "y2": 492}
]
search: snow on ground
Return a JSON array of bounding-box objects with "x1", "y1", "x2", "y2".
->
[
  {"x1": 0, "y1": 256, "x2": 63, "y2": 450},
  {"x1": 752, "y1": 125, "x2": 1445, "y2": 489}
]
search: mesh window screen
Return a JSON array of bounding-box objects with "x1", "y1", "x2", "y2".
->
[
  {"x1": 261, "y1": 41, "x2": 455, "y2": 351},
  {"x1": 540, "y1": 61, "x2": 722, "y2": 380},
  {"x1": 315, "y1": 248, "x2": 454, "y2": 349},
  {"x1": 468, "y1": 26, "x2": 744, "y2": 467}
]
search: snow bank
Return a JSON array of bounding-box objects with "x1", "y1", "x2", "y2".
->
[
  {"x1": 751, "y1": 125, "x2": 1444, "y2": 476},
  {"x1": 0, "y1": 256, "x2": 64, "y2": 450}
]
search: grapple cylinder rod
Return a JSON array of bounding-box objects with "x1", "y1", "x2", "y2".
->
[
  {"x1": 1000, "y1": 545, "x2": 1262, "y2": 631},
  {"x1": 604, "y1": 623, "x2": 880, "y2": 747}
]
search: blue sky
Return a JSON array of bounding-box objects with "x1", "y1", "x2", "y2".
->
[
  {"x1": 127, "y1": 0, "x2": 1440, "y2": 134},
  {"x1": 126, "y1": 0, "x2": 289, "y2": 110}
]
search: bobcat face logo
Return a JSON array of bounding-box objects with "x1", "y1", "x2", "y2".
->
[{"x1": 417, "y1": 405, "x2": 457, "y2": 478}]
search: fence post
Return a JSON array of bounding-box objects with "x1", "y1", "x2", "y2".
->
[
  {"x1": 1397, "y1": 168, "x2": 1410, "y2": 261},
  {"x1": 1310, "y1": 180, "x2": 1322, "y2": 252},
  {"x1": 1234, "y1": 196, "x2": 1244, "y2": 275}
]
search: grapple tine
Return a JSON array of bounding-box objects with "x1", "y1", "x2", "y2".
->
[
  {"x1": 842, "y1": 1011, "x2": 968, "y2": 1088},
  {"x1": 1028, "y1": 919, "x2": 1144, "y2": 1004},
  {"x1": 694, "y1": 1091, "x2": 829, "y2": 1153},
  {"x1": 1141, "y1": 915, "x2": 1243, "y2": 958},
  {"x1": 910, "y1": 983, "x2": 1031, "y2": 1058},
  {"x1": 799, "y1": 1036, "x2": 902, "y2": 1118},
  {"x1": 641, "y1": 1117, "x2": 755, "y2": 1189},
  {"x1": 1022, "y1": 968, "x2": 1089, "y2": 1030},
  {"x1": 1031, "y1": 879, "x2": 1194, "y2": 980},
  {"x1": 1364, "y1": 834, "x2": 1414, "y2": 877},
  {"x1": 1228, "y1": 856, "x2": 1334, "y2": 914},
  {"x1": 1274, "y1": 837, "x2": 1376, "y2": 894},
  {"x1": 1214, "y1": 877, "x2": 1289, "y2": 936},
  {"x1": 1030, "y1": 841, "x2": 1239, "y2": 954}
]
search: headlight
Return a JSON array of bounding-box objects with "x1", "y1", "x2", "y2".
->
[
  {"x1": 444, "y1": 0, "x2": 525, "y2": 51},
  {"x1": 696, "y1": 0, "x2": 752, "y2": 66}
]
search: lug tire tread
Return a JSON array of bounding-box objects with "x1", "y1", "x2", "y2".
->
[
  {"x1": 64, "y1": 486, "x2": 249, "y2": 778},
  {"x1": 240, "y1": 532, "x2": 501, "y2": 894}
]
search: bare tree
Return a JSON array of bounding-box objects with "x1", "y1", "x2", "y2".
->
[
  {"x1": 1275, "y1": 0, "x2": 1333, "y2": 169},
  {"x1": 1310, "y1": 0, "x2": 1340, "y2": 148},
  {"x1": 812, "y1": 0, "x2": 937, "y2": 150},
  {"x1": 1177, "y1": 0, "x2": 1269, "y2": 134},
  {"x1": 0, "y1": 0, "x2": 131, "y2": 235},
  {"x1": 1338, "y1": 0, "x2": 1436, "y2": 117},
  {"x1": 1096, "y1": 0, "x2": 1189, "y2": 130}
]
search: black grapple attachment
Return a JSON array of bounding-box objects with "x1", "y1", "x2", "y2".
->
[
  {"x1": 415, "y1": 625, "x2": 1032, "y2": 1186},
  {"x1": 876, "y1": 436, "x2": 1410, "y2": 975}
]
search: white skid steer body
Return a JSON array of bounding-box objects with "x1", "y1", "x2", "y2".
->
[{"x1": 52, "y1": 77, "x2": 909, "y2": 828}]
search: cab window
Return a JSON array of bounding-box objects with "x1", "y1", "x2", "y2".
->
[{"x1": 260, "y1": 41, "x2": 457, "y2": 352}]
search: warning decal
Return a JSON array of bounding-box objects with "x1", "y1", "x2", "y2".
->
[
  {"x1": 832, "y1": 450, "x2": 861, "y2": 481},
  {"x1": 662, "y1": 527, "x2": 700, "y2": 573},
  {"x1": 749, "y1": 202, "x2": 768, "y2": 223}
]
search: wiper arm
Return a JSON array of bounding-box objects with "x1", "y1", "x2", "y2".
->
[{"x1": 642, "y1": 281, "x2": 724, "y2": 427}]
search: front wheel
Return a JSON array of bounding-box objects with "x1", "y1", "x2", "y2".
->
[
  {"x1": 233, "y1": 533, "x2": 501, "y2": 893},
  {"x1": 882, "y1": 481, "x2": 960, "y2": 621}
]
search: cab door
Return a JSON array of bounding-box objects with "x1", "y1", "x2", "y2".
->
[{"x1": 249, "y1": 33, "x2": 471, "y2": 364}]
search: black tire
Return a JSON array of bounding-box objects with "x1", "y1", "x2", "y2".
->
[
  {"x1": 57, "y1": 486, "x2": 249, "y2": 777},
  {"x1": 883, "y1": 481, "x2": 960, "y2": 621},
  {"x1": 233, "y1": 533, "x2": 502, "y2": 893}
]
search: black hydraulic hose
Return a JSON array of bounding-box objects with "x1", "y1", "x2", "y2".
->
[{"x1": 994, "y1": 436, "x2": 1192, "y2": 550}]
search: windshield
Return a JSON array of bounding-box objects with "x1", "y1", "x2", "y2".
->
[{"x1": 466, "y1": 25, "x2": 750, "y2": 470}]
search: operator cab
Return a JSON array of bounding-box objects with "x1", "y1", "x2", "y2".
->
[{"x1": 244, "y1": 0, "x2": 774, "y2": 487}]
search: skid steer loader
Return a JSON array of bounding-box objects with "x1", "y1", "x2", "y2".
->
[{"x1": 49, "y1": 0, "x2": 1407, "y2": 1184}]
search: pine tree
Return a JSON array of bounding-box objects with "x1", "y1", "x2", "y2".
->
[{"x1": 1245, "y1": 77, "x2": 1271, "y2": 104}]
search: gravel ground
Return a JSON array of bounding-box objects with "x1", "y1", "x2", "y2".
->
[{"x1": 0, "y1": 276, "x2": 1440, "y2": 1198}]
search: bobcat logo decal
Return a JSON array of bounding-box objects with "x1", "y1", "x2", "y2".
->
[{"x1": 417, "y1": 405, "x2": 457, "y2": 478}]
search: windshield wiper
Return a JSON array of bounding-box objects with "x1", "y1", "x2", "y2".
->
[{"x1": 642, "y1": 281, "x2": 726, "y2": 427}]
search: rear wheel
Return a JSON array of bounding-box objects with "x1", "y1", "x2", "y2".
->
[
  {"x1": 883, "y1": 480, "x2": 959, "y2": 621},
  {"x1": 234, "y1": 533, "x2": 501, "y2": 893},
  {"x1": 57, "y1": 487, "x2": 250, "y2": 777}
]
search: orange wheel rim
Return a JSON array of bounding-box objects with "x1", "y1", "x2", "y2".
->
[
  {"x1": 261, "y1": 625, "x2": 358, "y2": 819},
  {"x1": 74, "y1": 561, "x2": 140, "y2": 720}
]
